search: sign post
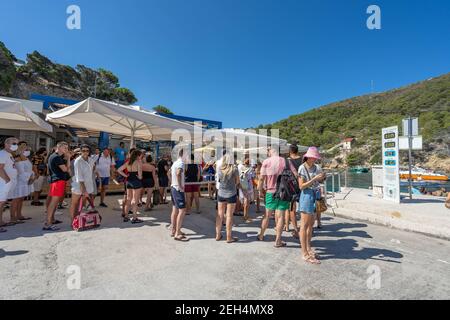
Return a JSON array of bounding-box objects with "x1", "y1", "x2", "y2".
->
[
  {"x1": 400, "y1": 117, "x2": 422, "y2": 200},
  {"x1": 382, "y1": 126, "x2": 400, "y2": 203}
]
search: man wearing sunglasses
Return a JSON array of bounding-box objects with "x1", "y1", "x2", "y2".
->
[
  {"x1": 0, "y1": 137, "x2": 19, "y2": 233},
  {"x1": 45, "y1": 142, "x2": 71, "y2": 231},
  {"x1": 70, "y1": 145, "x2": 95, "y2": 221}
]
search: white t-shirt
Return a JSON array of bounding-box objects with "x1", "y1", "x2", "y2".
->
[
  {"x1": 72, "y1": 157, "x2": 95, "y2": 194},
  {"x1": 170, "y1": 158, "x2": 185, "y2": 191},
  {"x1": 0, "y1": 150, "x2": 18, "y2": 182},
  {"x1": 96, "y1": 154, "x2": 115, "y2": 178}
]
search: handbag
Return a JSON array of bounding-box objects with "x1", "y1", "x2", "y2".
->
[{"x1": 304, "y1": 165, "x2": 328, "y2": 214}]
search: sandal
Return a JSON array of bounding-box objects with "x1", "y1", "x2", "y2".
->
[
  {"x1": 131, "y1": 218, "x2": 144, "y2": 224},
  {"x1": 309, "y1": 250, "x2": 320, "y2": 259},
  {"x1": 256, "y1": 234, "x2": 264, "y2": 241},
  {"x1": 216, "y1": 234, "x2": 223, "y2": 241},
  {"x1": 303, "y1": 254, "x2": 321, "y2": 265},
  {"x1": 18, "y1": 217, "x2": 32, "y2": 221},
  {"x1": 171, "y1": 231, "x2": 186, "y2": 237},
  {"x1": 1, "y1": 222, "x2": 17, "y2": 227},
  {"x1": 174, "y1": 235, "x2": 190, "y2": 242},
  {"x1": 43, "y1": 225, "x2": 60, "y2": 232},
  {"x1": 227, "y1": 237, "x2": 238, "y2": 243},
  {"x1": 123, "y1": 217, "x2": 130, "y2": 222},
  {"x1": 274, "y1": 241, "x2": 287, "y2": 248}
]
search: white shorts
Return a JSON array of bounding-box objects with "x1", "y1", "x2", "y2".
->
[
  {"x1": 239, "y1": 188, "x2": 254, "y2": 202},
  {"x1": 33, "y1": 175, "x2": 45, "y2": 192},
  {"x1": 0, "y1": 179, "x2": 16, "y2": 202}
]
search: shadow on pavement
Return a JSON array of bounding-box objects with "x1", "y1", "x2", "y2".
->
[
  {"x1": 0, "y1": 249, "x2": 29, "y2": 258},
  {"x1": 313, "y1": 238, "x2": 403, "y2": 263}
]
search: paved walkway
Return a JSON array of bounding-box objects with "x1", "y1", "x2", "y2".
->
[
  {"x1": 330, "y1": 188, "x2": 450, "y2": 240},
  {"x1": 1, "y1": 194, "x2": 449, "y2": 300}
]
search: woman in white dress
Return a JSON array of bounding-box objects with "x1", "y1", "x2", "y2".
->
[{"x1": 9, "y1": 146, "x2": 34, "y2": 222}]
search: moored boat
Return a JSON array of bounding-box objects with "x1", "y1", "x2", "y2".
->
[{"x1": 400, "y1": 168, "x2": 449, "y2": 181}]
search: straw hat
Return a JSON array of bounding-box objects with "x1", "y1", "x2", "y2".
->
[{"x1": 303, "y1": 147, "x2": 321, "y2": 160}]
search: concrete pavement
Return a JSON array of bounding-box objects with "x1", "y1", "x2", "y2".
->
[
  {"x1": 0, "y1": 194, "x2": 449, "y2": 300},
  {"x1": 330, "y1": 188, "x2": 450, "y2": 240}
]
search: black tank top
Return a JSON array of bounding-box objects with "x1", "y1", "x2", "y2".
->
[
  {"x1": 289, "y1": 157, "x2": 303, "y2": 172},
  {"x1": 185, "y1": 164, "x2": 199, "y2": 182},
  {"x1": 143, "y1": 171, "x2": 154, "y2": 182}
]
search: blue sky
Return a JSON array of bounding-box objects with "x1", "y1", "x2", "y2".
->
[{"x1": 1, "y1": 0, "x2": 449, "y2": 128}]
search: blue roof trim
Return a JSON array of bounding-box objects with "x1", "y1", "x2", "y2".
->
[
  {"x1": 155, "y1": 113, "x2": 223, "y2": 129},
  {"x1": 30, "y1": 93, "x2": 80, "y2": 109}
]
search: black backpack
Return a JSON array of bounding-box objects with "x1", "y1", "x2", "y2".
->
[{"x1": 274, "y1": 158, "x2": 301, "y2": 202}]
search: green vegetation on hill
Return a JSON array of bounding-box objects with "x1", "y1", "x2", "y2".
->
[
  {"x1": 0, "y1": 41, "x2": 137, "y2": 104},
  {"x1": 153, "y1": 105, "x2": 174, "y2": 115},
  {"x1": 258, "y1": 73, "x2": 450, "y2": 161},
  {"x1": 0, "y1": 41, "x2": 17, "y2": 95}
]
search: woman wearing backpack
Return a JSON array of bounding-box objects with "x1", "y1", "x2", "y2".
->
[
  {"x1": 298, "y1": 147, "x2": 326, "y2": 264},
  {"x1": 238, "y1": 158, "x2": 254, "y2": 222},
  {"x1": 216, "y1": 153, "x2": 240, "y2": 243}
]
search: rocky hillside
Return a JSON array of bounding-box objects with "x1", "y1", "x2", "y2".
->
[
  {"x1": 0, "y1": 41, "x2": 137, "y2": 104},
  {"x1": 258, "y1": 73, "x2": 450, "y2": 172}
]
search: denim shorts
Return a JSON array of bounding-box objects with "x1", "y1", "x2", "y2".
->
[
  {"x1": 298, "y1": 188, "x2": 316, "y2": 215},
  {"x1": 171, "y1": 187, "x2": 186, "y2": 209},
  {"x1": 217, "y1": 194, "x2": 237, "y2": 204}
]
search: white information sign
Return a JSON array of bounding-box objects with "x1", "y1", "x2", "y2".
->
[
  {"x1": 399, "y1": 136, "x2": 423, "y2": 150},
  {"x1": 382, "y1": 126, "x2": 400, "y2": 203}
]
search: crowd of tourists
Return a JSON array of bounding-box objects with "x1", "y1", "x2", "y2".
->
[{"x1": 1, "y1": 136, "x2": 346, "y2": 264}]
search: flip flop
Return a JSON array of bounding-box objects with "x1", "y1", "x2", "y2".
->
[
  {"x1": 256, "y1": 235, "x2": 264, "y2": 241},
  {"x1": 274, "y1": 242, "x2": 287, "y2": 248},
  {"x1": 216, "y1": 234, "x2": 223, "y2": 241},
  {"x1": 227, "y1": 237, "x2": 238, "y2": 243},
  {"x1": 1, "y1": 222, "x2": 16, "y2": 227},
  {"x1": 303, "y1": 254, "x2": 321, "y2": 265},
  {"x1": 174, "y1": 235, "x2": 190, "y2": 242},
  {"x1": 171, "y1": 232, "x2": 186, "y2": 237}
]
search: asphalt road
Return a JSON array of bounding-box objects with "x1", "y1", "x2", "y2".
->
[{"x1": 1, "y1": 195, "x2": 449, "y2": 300}]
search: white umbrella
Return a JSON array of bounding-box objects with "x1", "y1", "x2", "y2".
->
[
  {"x1": 46, "y1": 97, "x2": 198, "y2": 146},
  {"x1": 208, "y1": 128, "x2": 288, "y2": 148},
  {"x1": 0, "y1": 98, "x2": 53, "y2": 132}
]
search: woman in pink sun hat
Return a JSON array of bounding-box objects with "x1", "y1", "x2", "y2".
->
[{"x1": 297, "y1": 146, "x2": 326, "y2": 265}]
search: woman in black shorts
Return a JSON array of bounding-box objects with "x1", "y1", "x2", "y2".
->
[
  {"x1": 216, "y1": 154, "x2": 240, "y2": 243},
  {"x1": 118, "y1": 150, "x2": 143, "y2": 224},
  {"x1": 142, "y1": 154, "x2": 158, "y2": 212}
]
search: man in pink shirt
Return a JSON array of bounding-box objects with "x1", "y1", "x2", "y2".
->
[{"x1": 257, "y1": 146, "x2": 296, "y2": 247}]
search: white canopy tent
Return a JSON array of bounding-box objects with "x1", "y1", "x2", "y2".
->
[
  {"x1": 46, "y1": 98, "x2": 199, "y2": 146},
  {"x1": 0, "y1": 97, "x2": 53, "y2": 132},
  {"x1": 205, "y1": 128, "x2": 288, "y2": 149}
]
